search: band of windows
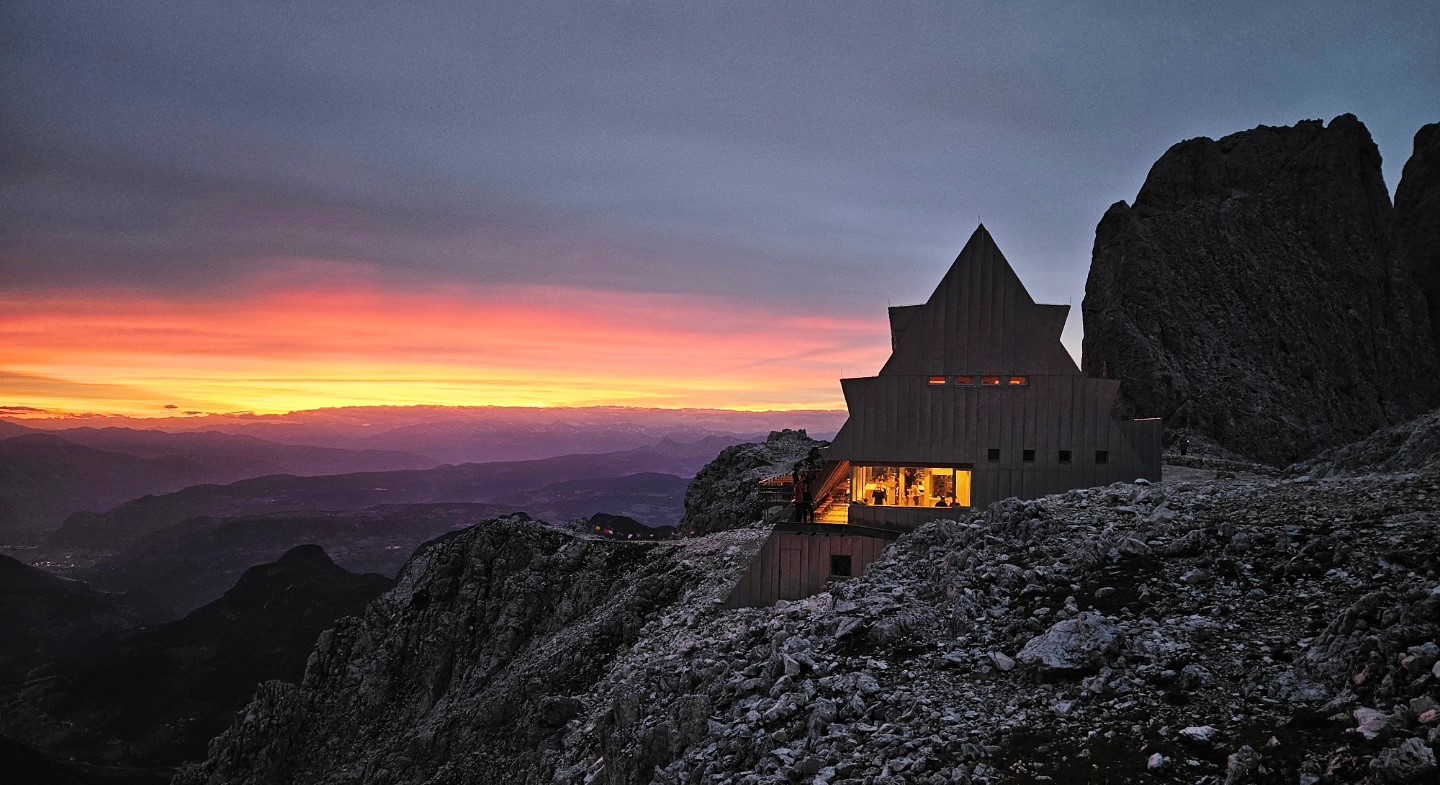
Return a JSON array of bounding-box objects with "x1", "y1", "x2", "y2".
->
[
  {"x1": 989, "y1": 448, "x2": 1110, "y2": 464},
  {"x1": 929, "y1": 375, "x2": 1028, "y2": 386}
]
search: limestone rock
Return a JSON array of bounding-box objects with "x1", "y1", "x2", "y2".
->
[
  {"x1": 1291, "y1": 405, "x2": 1440, "y2": 477},
  {"x1": 1396, "y1": 123, "x2": 1440, "y2": 352},
  {"x1": 1083, "y1": 114, "x2": 1440, "y2": 466},
  {"x1": 1017, "y1": 611, "x2": 1121, "y2": 675},
  {"x1": 1369, "y1": 737, "x2": 1437, "y2": 783},
  {"x1": 678, "y1": 430, "x2": 825, "y2": 535}
]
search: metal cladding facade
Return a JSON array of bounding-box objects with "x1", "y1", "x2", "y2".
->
[
  {"x1": 825, "y1": 225, "x2": 1163, "y2": 528},
  {"x1": 723, "y1": 523, "x2": 898, "y2": 608}
]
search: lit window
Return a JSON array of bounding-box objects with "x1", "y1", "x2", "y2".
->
[
  {"x1": 987, "y1": 448, "x2": 1000, "y2": 462},
  {"x1": 981, "y1": 376, "x2": 1001, "y2": 386},
  {"x1": 1058, "y1": 449, "x2": 1072, "y2": 463},
  {"x1": 956, "y1": 376, "x2": 974, "y2": 385},
  {"x1": 928, "y1": 376, "x2": 947, "y2": 386},
  {"x1": 1022, "y1": 449, "x2": 1035, "y2": 463},
  {"x1": 848, "y1": 465, "x2": 972, "y2": 508},
  {"x1": 1095, "y1": 450, "x2": 1109, "y2": 464},
  {"x1": 1008, "y1": 376, "x2": 1029, "y2": 386}
]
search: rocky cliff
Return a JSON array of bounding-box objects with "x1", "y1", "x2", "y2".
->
[
  {"x1": 1396, "y1": 123, "x2": 1440, "y2": 352},
  {"x1": 1082, "y1": 114, "x2": 1440, "y2": 466},
  {"x1": 176, "y1": 516, "x2": 768, "y2": 785},
  {"x1": 679, "y1": 430, "x2": 825, "y2": 536},
  {"x1": 181, "y1": 465, "x2": 1440, "y2": 785}
]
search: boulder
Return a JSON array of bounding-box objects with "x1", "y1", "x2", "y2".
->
[
  {"x1": 1369, "y1": 737, "x2": 1437, "y2": 783},
  {"x1": 1017, "y1": 611, "x2": 1121, "y2": 675}
]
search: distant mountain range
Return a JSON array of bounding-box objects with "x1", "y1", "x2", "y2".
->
[
  {"x1": 4, "y1": 405, "x2": 845, "y2": 464},
  {"x1": 0, "y1": 427, "x2": 435, "y2": 537},
  {"x1": 54, "y1": 437, "x2": 732, "y2": 551},
  {"x1": 1, "y1": 407, "x2": 842, "y2": 541}
]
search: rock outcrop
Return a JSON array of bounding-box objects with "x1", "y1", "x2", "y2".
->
[
  {"x1": 1291, "y1": 405, "x2": 1440, "y2": 478},
  {"x1": 1083, "y1": 114, "x2": 1440, "y2": 466},
  {"x1": 1396, "y1": 123, "x2": 1440, "y2": 353},
  {"x1": 182, "y1": 464, "x2": 1440, "y2": 785},
  {"x1": 678, "y1": 430, "x2": 825, "y2": 535}
]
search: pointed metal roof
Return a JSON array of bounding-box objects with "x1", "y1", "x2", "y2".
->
[{"x1": 877, "y1": 225, "x2": 1078, "y2": 376}]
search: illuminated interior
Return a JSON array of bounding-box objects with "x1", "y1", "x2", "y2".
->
[{"x1": 849, "y1": 465, "x2": 972, "y2": 508}]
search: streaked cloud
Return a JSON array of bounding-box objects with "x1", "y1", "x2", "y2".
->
[{"x1": 1, "y1": 281, "x2": 892, "y2": 415}]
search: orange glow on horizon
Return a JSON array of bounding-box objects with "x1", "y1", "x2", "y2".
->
[{"x1": 1, "y1": 283, "x2": 891, "y2": 417}]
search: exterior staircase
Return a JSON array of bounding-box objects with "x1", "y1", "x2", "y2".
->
[{"x1": 812, "y1": 474, "x2": 850, "y2": 524}]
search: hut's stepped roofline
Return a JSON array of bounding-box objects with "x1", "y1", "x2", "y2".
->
[{"x1": 879, "y1": 225, "x2": 1079, "y2": 377}]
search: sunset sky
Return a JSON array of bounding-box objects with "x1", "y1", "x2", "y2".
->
[{"x1": 3, "y1": 2, "x2": 1437, "y2": 417}]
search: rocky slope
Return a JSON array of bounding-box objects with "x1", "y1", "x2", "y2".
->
[
  {"x1": 679, "y1": 430, "x2": 825, "y2": 536},
  {"x1": 1395, "y1": 123, "x2": 1440, "y2": 352},
  {"x1": 176, "y1": 516, "x2": 769, "y2": 785},
  {"x1": 3, "y1": 546, "x2": 390, "y2": 770},
  {"x1": 182, "y1": 463, "x2": 1440, "y2": 785},
  {"x1": 1082, "y1": 114, "x2": 1440, "y2": 466},
  {"x1": 1291, "y1": 406, "x2": 1440, "y2": 479}
]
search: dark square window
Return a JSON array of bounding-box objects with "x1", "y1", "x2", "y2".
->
[
  {"x1": 829, "y1": 555, "x2": 852, "y2": 577},
  {"x1": 1058, "y1": 449, "x2": 1072, "y2": 463},
  {"x1": 1022, "y1": 449, "x2": 1035, "y2": 462},
  {"x1": 987, "y1": 448, "x2": 1000, "y2": 461},
  {"x1": 1095, "y1": 450, "x2": 1109, "y2": 464}
]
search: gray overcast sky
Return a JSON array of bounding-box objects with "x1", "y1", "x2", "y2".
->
[{"x1": 3, "y1": 0, "x2": 1437, "y2": 359}]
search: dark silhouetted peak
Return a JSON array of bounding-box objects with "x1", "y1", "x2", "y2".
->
[
  {"x1": 1396, "y1": 122, "x2": 1440, "y2": 352},
  {"x1": 273, "y1": 543, "x2": 337, "y2": 570},
  {"x1": 1083, "y1": 114, "x2": 1440, "y2": 465},
  {"x1": 214, "y1": 545, "x2": 384, "y2": 615}
]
